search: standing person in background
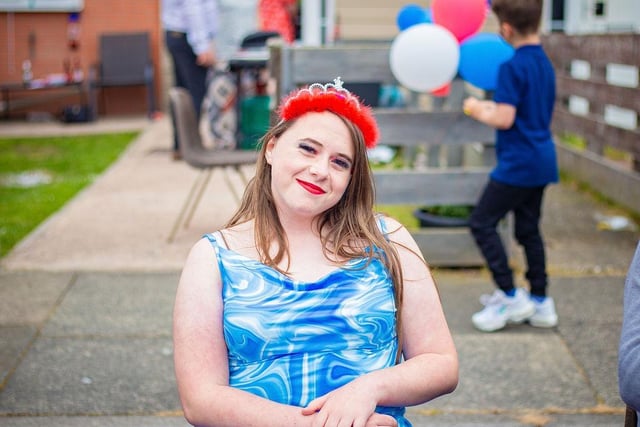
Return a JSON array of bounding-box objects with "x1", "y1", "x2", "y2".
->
[
  {"x1": 173, "y1": 78, "x2": 458, "y2": 426},
  {"x1": 162, "y1": 0, "x2": 218, "y2": 160},
  {"x1": 215, "y1": 0, "x2": 259, "y2": 63},
  {"x1": 619, "y1": 242, "x2": 640, "y2": 427},
  {"x1": 462, "y1": 0, "x2": 559, "y2": 332},
  {"x1": 258, "y1": 0, "x2": 298, "y2": 44}
]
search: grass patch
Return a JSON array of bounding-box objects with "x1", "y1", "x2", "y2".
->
[
  {"x1": 376, "y1": 204, "x2": 421, "y2": 230},
  {"x1": 558, "y1": 132, "x2": 634, "y2": 168},
  {"x1": 0, "y1": 132, "x2": 139, "y2": 258},
  {"x1": 558, "y1": 132, "x2": 586, "y2": 150}
]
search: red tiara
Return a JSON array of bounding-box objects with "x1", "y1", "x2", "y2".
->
[{"x1": 278, "y1": 77, "x2": 379, "y2": 149}]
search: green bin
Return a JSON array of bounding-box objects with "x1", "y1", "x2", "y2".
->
[{"x1": 239, "y1": 95, "x2": 271, "y2": 150}]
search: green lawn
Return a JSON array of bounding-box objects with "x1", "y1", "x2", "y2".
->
[{"x1": 0, "y1": 132, "x2": 139, "y2": 258}]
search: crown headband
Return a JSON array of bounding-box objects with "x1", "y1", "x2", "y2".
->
[{"x1": 278, "y1": 77, "x2": 379, "y2": 149}]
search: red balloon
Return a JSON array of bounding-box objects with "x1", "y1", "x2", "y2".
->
[
  {"x1": 431, "y1": 83, "x2": 451, "y2": 97},
  {"x1": 432, "y1": 0, "x2": 486, "y2": 42}
]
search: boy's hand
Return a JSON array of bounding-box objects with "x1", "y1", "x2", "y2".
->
[
  {"x1": 463, "y1": 96, "x2": 479, "y2": 117},
  {"x1": 464, "y1": 96, "x2": 513, "y2": 129}
]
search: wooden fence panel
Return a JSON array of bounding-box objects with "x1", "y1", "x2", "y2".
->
[{"x1": 542, "y1": 33, "x2": 640, "y2": 171}]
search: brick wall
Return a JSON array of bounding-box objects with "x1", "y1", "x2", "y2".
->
[{"x1": 0, "y1": 0, "x2": 161, "y2": 118}]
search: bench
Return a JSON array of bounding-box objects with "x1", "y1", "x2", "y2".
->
[{"x1": 268, "y1": 42, "x2": 512, "y2": 266}]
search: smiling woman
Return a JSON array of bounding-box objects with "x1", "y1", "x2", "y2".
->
[
  {"x1": 0, "y1": 131, "x2": 137, "y2": 257},
  {"x1": 173, "y1": 78, "x2": 458, "y2": 427}
]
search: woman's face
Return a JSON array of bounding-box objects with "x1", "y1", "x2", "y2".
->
[{"x1": 265, "y1": 111, "x2": 354, "y2": 221}]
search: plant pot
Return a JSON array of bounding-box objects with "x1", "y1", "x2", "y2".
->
[{"x1": 413, "y1": 207, "x2": 471, "y2": 228}]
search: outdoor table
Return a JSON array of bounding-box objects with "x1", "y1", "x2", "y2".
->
[{"x1": 0, "y1": 80, "x2": 87, "y2": 119}]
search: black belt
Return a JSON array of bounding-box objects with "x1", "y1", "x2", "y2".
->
[{"x1": 167, "y1": 30, "x2": 187, "y2": 38}]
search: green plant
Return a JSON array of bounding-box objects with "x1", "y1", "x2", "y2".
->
[
  {"x1": 0, "y1": 132, "x2": 138, "y2": 258},
  {"x1": 376, "y1": 204, "x2": 421, "y2": 229},
  {"x1": 420, "y1": 205, "x2": 473, "y2": 218},
  {"x1": 558, "y1": 132, "x2": 586, "y2": 150}
]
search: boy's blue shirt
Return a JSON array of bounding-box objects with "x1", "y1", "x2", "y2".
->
[{"x1": 491, "y1": 44, "x2": 559, "y2": 187}]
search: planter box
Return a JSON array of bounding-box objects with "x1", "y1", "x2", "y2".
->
[{"x1": 410, "y1": 218, "x2": 512, "y2": 267}]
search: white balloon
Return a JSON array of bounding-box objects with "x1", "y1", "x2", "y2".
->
[{"x1": 389, "y1": 23, "x2": 460, "y2": 92}]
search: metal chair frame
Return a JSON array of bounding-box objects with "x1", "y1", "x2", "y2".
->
[{"x1": 167, "y1": 87, "x2": 258, "y2": 243}]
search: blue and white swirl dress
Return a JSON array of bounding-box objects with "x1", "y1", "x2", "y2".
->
[{"x1": 205, "y1": 231, "x2": 411, "y2": 426}]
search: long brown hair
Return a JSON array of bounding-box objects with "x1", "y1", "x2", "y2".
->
[{"x1": 226, "y1": 112, "x2": 405, "y2": 356}]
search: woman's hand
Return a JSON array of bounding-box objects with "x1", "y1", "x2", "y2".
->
[{"x1": 301, "y1": 376, "x2": 395, "y2": 427}]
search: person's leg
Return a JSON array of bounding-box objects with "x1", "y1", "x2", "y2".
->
[
  {"x1": 470, "y1": 180, "x2": 538, "y2": 331},
  {"x1": 512, "y1": 185, "x2": 558, "y2": 327},
  {"x1": 165, "y1": 31, "x2": 188, "y2": 153},
  {"x1": 167, "y1": 36, "x2": 207, "y2": 119},
  {"x1": 165, "y1": 31, "x2": 209, "y2": 152},
  {"x1": 469, "y1": 179, "x2": 519, "y2": 294},
  {"x1": 512, "y1": 185, "x2": 548, "y2": 298}
]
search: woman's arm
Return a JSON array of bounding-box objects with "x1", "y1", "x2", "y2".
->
[
  {"x1": 303, "y1": 217, "x2": 458, "y2": 425},
  {"x1": 173, "y1": 238, "x2": 317, "y2": 427},
  {"x1": 371, "y1": 216, "x2": 459, "y2": 406}
]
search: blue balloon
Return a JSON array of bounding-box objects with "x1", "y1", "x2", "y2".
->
[
  {"x1": 424, "y1": 7, "x2": 433, "y2": 23},
  {"x1": 458, "y1": 33, "x2": 514, "y2": 90},
  {"x1": 397, "y1": 4, "x2": 429, "y2": 31}
]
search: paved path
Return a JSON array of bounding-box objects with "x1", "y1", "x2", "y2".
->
[{"x1": 1, "y1": 117, "x2": 639, "y2": 426}]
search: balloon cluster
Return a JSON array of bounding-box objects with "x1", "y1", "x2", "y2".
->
[{"x1": 389, "y1": 0, "x2": 513, "y2": 93}]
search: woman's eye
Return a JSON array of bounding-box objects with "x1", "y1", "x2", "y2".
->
[
  {"x1": 298, "y1": 142, "x2": 316, "y2": 154},
  {"x1": 333, "y1": 158, "x2": 351, "y2": 170}
]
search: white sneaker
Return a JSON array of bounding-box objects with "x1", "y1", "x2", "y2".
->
[
  {"x1": 528, "y1": 296, "x2": 558, "y2": 328},
  {"x1": 472, "y1": 288, "x2": 536, "y2": 332}
]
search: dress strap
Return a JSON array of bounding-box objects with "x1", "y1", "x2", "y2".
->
[
  {"x1": 376, "y1": 214, "x2": 389, "y2": 237},
  {"x1": 205, "y1": 230, "x2": 231, "y2": 250}
]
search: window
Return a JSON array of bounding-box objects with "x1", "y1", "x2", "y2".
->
[{"x1": 0, "y1": 1, "x2": 84, "y2": 12}]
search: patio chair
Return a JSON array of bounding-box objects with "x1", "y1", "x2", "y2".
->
[
  {"x1": 167, "y1": 86, "x2": 258, "y2": 243},
  {"x1": 89, "y1": 32, "x2": 157, "y2": 118}
]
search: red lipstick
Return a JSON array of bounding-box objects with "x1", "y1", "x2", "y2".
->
[{"x1": 297, "y1": 179, "x2": 326, "y2": 195}]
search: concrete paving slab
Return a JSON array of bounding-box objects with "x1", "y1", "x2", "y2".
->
[
  {"x1": 0, "y1": 325, "x2": 37, "y2": 386},
  {"x1": 552, "y1": 276, "x2": 625, "y2": 408},
  {"x1": 0, "y1": 337, "x2": 179, "y2": 415},
  {"x1": 406, "y1": 412, "x2": 623, "y2": 426},
  {"x1": 0, "y1": 271, "x2": 73, "y2": 325},
  {"x1": 541, "y1": 184, "x2": 638, "y2": 276},
  {"x1": 422, "y1": 334, "x2": 595, "y2": 411},
  {"x1": 427, "y1": 270, "x2": 624, "y2": 410},
  {"x1": 0, "y1": 416, "x2": 189, "y2": 426},
  {"x1": 0, "y1": 116, "x2": 151, "y2": 138},
  {"x1": 41, "y1": 272, "x2": 179, "y2": 337}
]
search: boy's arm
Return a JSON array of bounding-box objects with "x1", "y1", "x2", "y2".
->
[{"x1": 463, "y1": 96, "x2": 516, "y2": 130}]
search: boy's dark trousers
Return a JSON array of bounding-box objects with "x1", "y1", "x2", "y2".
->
[{"x1": 469, "y1": 179, "x2": 549, "y2": 297}]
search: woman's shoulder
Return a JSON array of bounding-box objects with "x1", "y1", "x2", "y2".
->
[
  {"x1": 376, "y1": 213, "x2": 407, "y2": 235},
  {"x1": 375, "y1": 213, "x2": 423, "y2": 254}
]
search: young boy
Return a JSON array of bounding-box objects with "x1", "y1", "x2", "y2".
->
[{"x1": 463, "y1": 0, "x2": 559, "y2": 332}]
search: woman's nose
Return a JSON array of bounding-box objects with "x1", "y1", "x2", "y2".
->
[{"x1": 309, "y1": 159, "x2": 329, "y2": 177}]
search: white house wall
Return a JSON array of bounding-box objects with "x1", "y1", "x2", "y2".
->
[{"x1": 556, "y1": 0, "x2": 640, "y2": 34}]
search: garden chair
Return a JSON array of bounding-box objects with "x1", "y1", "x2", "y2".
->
[
  {"x1": 167, "y1": 87, "x2": 258, "y2": 243},
  {"x1": 90, "y1": 32, "x2": 157, "y2": 118}
]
